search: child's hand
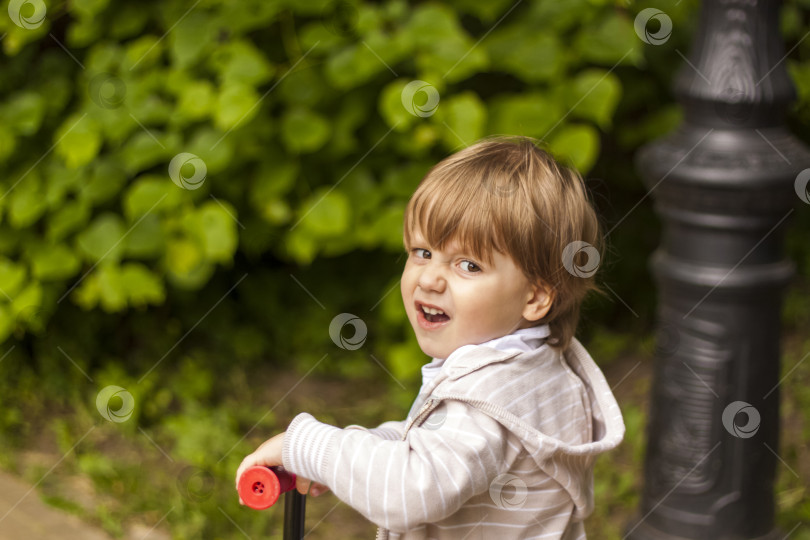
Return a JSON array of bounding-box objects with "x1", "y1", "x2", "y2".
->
[{"x1": 235, "y1": 432, "x2": 330, "y2": 503}]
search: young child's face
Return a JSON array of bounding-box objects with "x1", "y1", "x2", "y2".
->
[{"x1": 401, "y1": 226, "x2": 542, "y2": 360}]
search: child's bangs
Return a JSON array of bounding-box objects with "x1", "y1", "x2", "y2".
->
[{"x1": 404, "y1": 176, "x2": 506, "y2": 267}]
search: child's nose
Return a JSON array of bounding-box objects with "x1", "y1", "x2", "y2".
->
[{"x1": 417, "y1": 262, "x2": 447, "y2": 291}]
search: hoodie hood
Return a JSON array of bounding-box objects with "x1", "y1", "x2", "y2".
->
[{"x1": 410, "y1": 336, "x2": 625, "y2": 521}]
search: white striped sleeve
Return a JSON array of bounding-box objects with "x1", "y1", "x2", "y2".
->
[
  {"x1": 281, "y1": 400, "x2": 520, "y2": 533},
  {"x1": 345, "y1": 420, "x2": 406, "y2": 441}
]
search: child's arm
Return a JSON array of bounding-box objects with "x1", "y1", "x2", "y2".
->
[
  {"x1": 282, "y1": 399, "x2": 522, "y2": 533},
  {"x1": 344, "y1": 420, "x2": 406, "y2": 441},
  {"x1": 234, "y1": 420, "x2": 406, "y2": 500}
]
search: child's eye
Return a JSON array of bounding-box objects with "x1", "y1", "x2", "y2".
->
[
  {"x1": 412, "y1": 248, "x2": 431, "y2": 259},
  {"x1": 460, "y1": 260, "x2": 481, "y2": 273}
]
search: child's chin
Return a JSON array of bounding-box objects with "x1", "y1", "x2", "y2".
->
[{"x1": 416, "y1": 341, "x2": 448, "y2": 360}]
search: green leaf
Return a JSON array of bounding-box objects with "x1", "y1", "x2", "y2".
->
[
  {"x1": 407, "y1": 4, "x2": 459, "y2": 47},
  {"x1": 210, "y1": 40, "x2": 275, "y2": 87},
  {"x1": 123, "y1": 175, "x2": 184, "y2": 221},
  {"x1": 109, "y1": 3, "x2": 149, "y2": 39},
  {"x1": 260, "y1": 199, "x2": 291, "y2": 225},
  {"x1": 47, "y1": 199, "x2": 92, "y2": 242},
  {"x1": 435, "y1": 91, "x2": 486, "y2": 151},
  {"x1": 119, "y1": 131, "x2": 179, "y2": 175},
  {"x1": 574, "y1": 12, "x2": 642, "y2": 66},
  {"x1": 10, "y1": 281, "x2": 43, "y2": 320},
  {"x1": 92, "y1": 106, "x2": 135, "y2": 145},
  {"x1": 251, "y1": 160, "x2": 299, "y2": 223},
  {"x1": 169, "y1": 11, "x2": 215, "y2": 69},
  {"x1": 325, "y1": 43, "x2": 387, "y2": 89},
  {"x1": 527, "y1": 0, "x2": 594, "y2": 33},
  {"x1": 379, "y1": 79, "x2": 421, "y2": 132},
  {"x1": 487, "y1": 92, "x2": 564, "y2": 139},
  {"x1": 165, "y1": 237, "x2": 213, "y2": 290},
  {"x1": 76, "y1": 213, "x2": 126, "y2": 263},
  {"x1": 299, "y1": 22, "x2": 345, "y2": 54},
  {"x1": 44, "y1": 161, "x2": 85, "y2": 209},
  {"x1": 196, "y1": 201, "x2": 238, "y2": 263},
  {"x1": 55, "y1": 113, "x2": 102, "y2": 169},
  {"x1": 548, "y1": 124, "x2": 600, "y2": 174},
  {"x1": 418, "y1": 36, "x2": 487, "y2": 83},
  {"x1": 381, "y1": 161, "x2": 432, "y2": 198},
  {"x1": 69, "y1": 0, "x2": 110, "y2": 19},
  {"x1": 446, "y1": 0, "x2": 515, "y2": 22},
  {"x1": 187, "y1": 127, "x2": 234, "y2": 175},
  {"x1": 124, "y1": 213, "x2": 165, "y2": 258},
  {"x1": 84, "y1": 41, "x2": 123, "y2": 74},
  {"x1": 29, "y1": 242, "x2": 81, "y2": 281},
  {"x1": 485, "y1": 27, "x2": 564, "y2": 83},
  {"x1": 253, "y1": 159, "x2": 299, "y2": 199},
  {"x1": 67, "y1": 15, "x2": 103, "y2": 48},
  {"x1": 327, "y1": 91, "x2": 369, "y2": 156},
  {"x1": 123, "y1": 35, "x2": 163, "y2": 71},
  {"x1": 8, "y1": 170, "x2": 47, "y2": 229},
  {"x1": 166, "y1": 236, "x2": 204, "y2": 276},
  {"x1": 96, "y1": 264, "x2": 127, "y2": 312},
  {"x1": 407, "y1": 5, "x2": 487, "y2": 81},
  {"x1": 280, "y1": 107, "x2": 331, "y2": 154},
  {"x1": 82, "y1": 158, "x2": 127, "y2": 205},
  {"x1": 371, "y1": 205, "x2": 405, "y2": 251},
  {"x1": 177, "y1": 80, "x2": 215, "y2": 121},
  {"x1": 278, "y1": 67, "x2": 326, "y2": 107},
  {"x1": 219, "y1": 0, "x2": 284, "y2": 33},
  {"x1": 338, "y1": 167, "x2": 382, "y2": 218},
  {"x1": 125, "y1": 74, "x2": 173, "y2": 124},
  {"x1": 121, "y1": 263, "x2": 165, "y2": 307},
  {"x1": 214, "y1": 83, "x2": 261, "y2": 131},
  {"x1": 284, "y1": 228, "x2": 319, "y2": 266},
  {"x1": 0, "y1": 257, "x2": 27, "y2": 298},
  {"x1": 5, "y1": 92, "x2": 46, "y2": 136},
  {"x1": 296, "y1": 188, "x2": 352, "y2": 238},
  {"x1": 566, "y1": 69, "x2": 622, "y2": 129}
]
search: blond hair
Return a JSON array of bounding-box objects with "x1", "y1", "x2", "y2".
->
[{"x1": 402, "y1": 135, "x2": 606, "y2": 353}]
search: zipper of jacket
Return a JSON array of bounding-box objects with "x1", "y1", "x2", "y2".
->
[
  {"x1": 402, "y1": 398, "x2": 437, "y2": 436},
  {"x1": 374, "y1": 398, "x2": 438, "y2": 540}
]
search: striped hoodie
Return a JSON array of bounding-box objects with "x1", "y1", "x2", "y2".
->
[{"x1": 281, "y1": 324, "x2": 625, "y2": 539}]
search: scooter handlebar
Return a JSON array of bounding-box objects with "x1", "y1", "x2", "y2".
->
[{"x1": 238, "y1": 465, "x2": 297, "y2": 510}]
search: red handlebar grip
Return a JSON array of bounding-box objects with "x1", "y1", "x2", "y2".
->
[{"x1": 238, "y1": 465, "x2": 297, "y2": 510}]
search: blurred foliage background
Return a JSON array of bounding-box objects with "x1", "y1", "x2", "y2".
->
[{"x1": 0, "y1": 0, "x2": 809, "y2": 538}]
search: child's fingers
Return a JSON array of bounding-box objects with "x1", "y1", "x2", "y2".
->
[
  {"x1": 296, "y1": 476, "x2": 311, "y2": 495},
  {"x1": 294, "y1": 477, "x2": 331, "y2": 496},
  {"x1": 234, "y1": 456, "x2": 256, "y2": 490},
  {"x1": 235, "y1": 452, "x2": 265, "y2": 490}
]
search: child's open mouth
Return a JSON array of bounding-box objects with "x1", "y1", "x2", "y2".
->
[{"x1": 416, "y1": 302, "x2": 450, "y2": 329}]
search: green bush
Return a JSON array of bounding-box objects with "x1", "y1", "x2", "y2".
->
[{"x1": 0, "y1": 0, "x2": 688, "y2": 345}]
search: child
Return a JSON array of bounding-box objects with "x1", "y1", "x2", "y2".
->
[{"x1": 236, "y1": 135, "x2": 625, "y2": 539}]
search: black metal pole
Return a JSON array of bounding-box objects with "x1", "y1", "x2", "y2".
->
[
  {"x1": 283, "y1": 491, "x2": 306, "y2": 540},
  {"x1": 627, "y1": 0, "x2": 810, "y2": 538}
]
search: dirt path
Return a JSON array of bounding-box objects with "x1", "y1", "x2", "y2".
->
[
  {"x1": 0, "y1": 469, "x2": 113, "y2": 540},
  {"x1": 0, "y1": 469, "x2": 174, "y2": 540}
]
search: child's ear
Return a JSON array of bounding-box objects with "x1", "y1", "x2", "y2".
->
[{"x1": 523, "y1": 280, "x2": 555, "y2": 322}]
